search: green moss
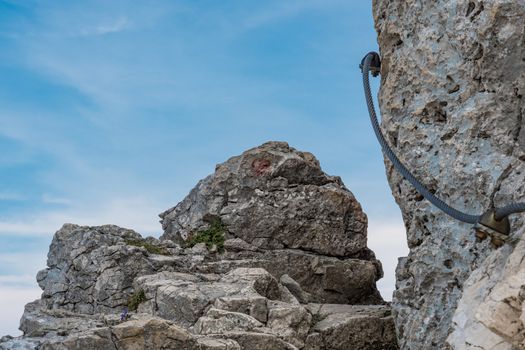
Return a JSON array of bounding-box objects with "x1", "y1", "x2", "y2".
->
[
  {"x1": 125, "y1": 239, "x2": 169, "y2": 255},
  {"x1": 127, "y1": 289, "x2": 146, "y2": 311},
  {"x1": 185, "y1": 219, "x2": 226, "y2": 253}
]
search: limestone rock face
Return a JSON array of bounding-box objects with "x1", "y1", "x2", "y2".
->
[
  {"x1": 1, "y1": 142, "x2": 398, "y2": 350},
  {"x1": 160, "y1": 141, "x2": 368, "y2": 258},
  {"x1": 2, "y1": 227, "x2": 396, "y2": 350},
  {"x1": 447, "y1": 226, "x2": 525, "y2": 349},
  {"x1": 304, "y1": 304, "x2": 398, "y2": 350},
  {"x1": 37, "y1": 224, "x2": 163, "y2": 314},
  {"x1": 160, "y1": 141, "x2": 383, "y2": 304},
  {"x1": 373, "y1": 0, "x2": 525, "y2": 348}
]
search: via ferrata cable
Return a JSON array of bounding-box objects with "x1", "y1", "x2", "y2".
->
[{"x1": 360, "y1": 51, "x2": 525, "y2": 244}]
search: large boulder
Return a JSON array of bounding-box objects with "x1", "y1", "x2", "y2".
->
[
  {"x1": 160, "y1": 141, "x2": 369, "y2": 258},
  {"x1": 159, "y1": 141, "x2": 383, "y2": 304},
  {"x1": 373, "y1": 0, "x2": 525, "y2": 348}
]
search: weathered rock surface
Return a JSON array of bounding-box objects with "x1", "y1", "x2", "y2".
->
[
  {"x1": 373, "y1": 0, "x2": 525, "y2": 348},
  {"x1": 36, "y1": 224, "x2": 166, "y2": 314},
  {"x1": 1, "y1": 143, "x2": 398, "y2": 349},
  {"x1": 447, "y1": 226, "x2": 525, "y2": 349},
  {"x1": 305, "y1": 304, "x2": 398, "y2": 350},
  {"x1": 160, "y1": 142, "x2": 368, "y2": 258},
  {"x1": 160, "y1": 141, "x2": 383, "y2": 304}
]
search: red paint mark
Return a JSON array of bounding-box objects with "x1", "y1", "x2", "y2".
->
[{"x1": 252, "y1": 158, "x2": 271, "y2": 176}]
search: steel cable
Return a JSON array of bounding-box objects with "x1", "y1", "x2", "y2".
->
[
  {"x1": 362, "y1": 51, "x2": 525, "y2": 225},
  {"x1": 361, "y1": 52, "x2": 481, "y2": 224}
]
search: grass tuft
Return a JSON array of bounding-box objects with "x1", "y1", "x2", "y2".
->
[
  {"x1": 184, "y1": 218, "x2": 226, "y2": 253},
  {"x1": 127, "y1": 289, "x2": 146, "y2": 311}
]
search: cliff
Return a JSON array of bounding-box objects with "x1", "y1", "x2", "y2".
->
[{"x1": 373, "y1": 0, "x2": 525, "y2": 348}]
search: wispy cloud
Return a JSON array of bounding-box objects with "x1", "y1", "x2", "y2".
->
[
  {"x1": 0, "y1": 274, "x2": 36, "y2": 288},
  {"x1": 0, "y1": 252, "x2": 47, "y2": 280},
  {"x1": 0, "y1": 195, "x2": 165, "y2": 236},
  {"x1": 78, "y1": 16, "x2": 130, "y2": 37},
  {"x1": 0, "y1": 191, "x2": 26, "y2": 201},
  {"x1": 239, "y1": 0, "x2": 346, "y2": 31},
  {"x1": 41, "y1": 194, "x2": 71, "y2": 205}
]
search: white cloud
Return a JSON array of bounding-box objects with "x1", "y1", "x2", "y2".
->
[
  {"x1": 78, "y1": 17, "x2": 130, "y2": 37},
  {"x1": 0, "y1": 196, "x2": 164, "y2": 236},
  {"x1": 0, "y1": 191, "x2": 26, "y2": 201},
  {"x1": 0, "y1": 275, "x2": 36, "y2": 288},
  {"x1": 41, "y1": 194, "x2": 72, "y2": 205},
  {"x1": 0, "y1": 253, "x2": 47, "y2": 277},
  {"x1": 0, "y1": 287, "x2": 42, "y2": 337},
  {"x1": 239, "y1": 0, "x2": 343, "y2": 31},
  {"x1": 367, "y1": 218, "x2": 408, "y2": 301}
]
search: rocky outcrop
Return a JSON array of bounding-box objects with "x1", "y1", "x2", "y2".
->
[
  {"x1": 160, "y1": 141, "x2": 382, "y2": 304},
  {"x1": 1, "y1": 142, "x2": 398, "y2": 350},
  {"x1": 373, "y1": 0, "x2": 525, "y2": 348},
  {"x1": 160, "y1": 142, "x2": 369, "y2": 259},
  {"x1": 36, "y1": 224, "x2": 164, "y2": 314}
]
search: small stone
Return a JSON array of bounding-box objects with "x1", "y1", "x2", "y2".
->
[{"x1": 191, "y1": 242, "x2": 208, "y2": 254}]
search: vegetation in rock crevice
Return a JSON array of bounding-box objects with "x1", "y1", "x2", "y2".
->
[
  {"x1": 127, "y1": 289, "x2": 146, "y2": 311},
  {"x1": 184, "y1": 218, "x2": 226, "y2": 253},
  {"x1": 125, "y1": 239, "x2": 170, "y2": 255}
]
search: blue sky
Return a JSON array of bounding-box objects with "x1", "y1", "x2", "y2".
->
[{"x1": 0, "y1": 0, "x2": 407, "y2": 336}]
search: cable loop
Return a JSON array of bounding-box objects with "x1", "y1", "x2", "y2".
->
[{"x1": 360, "y1": 52, "x2": 525, "y2": 229}]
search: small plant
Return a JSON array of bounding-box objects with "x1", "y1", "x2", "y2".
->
[
  {"x1": 127, "y1": 289, "x2": 146, "y2": 311},
  {"x1": 184, "y1": 218, "x2": 226, "y2": 253},
  {"x1": 125, "y1": 239, "x2": 169, "y2": 255}
]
